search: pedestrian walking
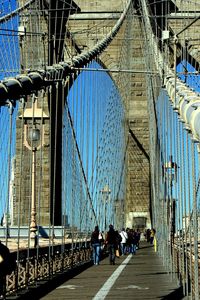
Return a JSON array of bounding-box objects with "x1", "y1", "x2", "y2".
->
[
  {"x1": 129, "y1": 229, "x2": 137, "y2": 255},
  {"x1": 105, "y1": 224, "x2": 118, "y2": 265},
  {"x1": 91, "y1": 226, "x2": 101, "y2": 265},
  {"x1": 119, "y1": 228, "x2": 128, "y2": 255},
  {"x1": 150, "y1": 228, "x2": 156, "y2": 245},
  {"x1": 135, "y1": 229, "x2": 141, "y2": 249}
]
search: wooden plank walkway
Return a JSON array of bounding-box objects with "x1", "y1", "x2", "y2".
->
[{"x1": 35, "y1": 242, "x2": 186, "y2": 300}]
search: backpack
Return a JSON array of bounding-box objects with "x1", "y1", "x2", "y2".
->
[
  {"x1": 116, "y1": 233, "x2": 122, "y2": 243},
  {"x1": 106, "y1": 230, "x2": 117, "y2": 244}
]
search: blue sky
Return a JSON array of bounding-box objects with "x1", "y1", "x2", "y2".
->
[
  {"x1": 0, "y1": 0, "x2": 19, "y2": 222},
  {"x1": 177, "y1": 59, "x2": 200, "y2": 92},
  {"x1": 63, "y1": 61, "x2": 126, "y2": 231},
  {"x1": 0, "y1": 0, "x2": 19, "y2": 79}
]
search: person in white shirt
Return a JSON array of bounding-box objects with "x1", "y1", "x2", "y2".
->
[{"x1": 119, "y1": 228, "x2": 128, "y2": 255}]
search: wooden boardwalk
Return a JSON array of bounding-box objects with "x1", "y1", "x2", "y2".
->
[{"x1": 25, "y1": 241, "x2": 186, "y2": 300}]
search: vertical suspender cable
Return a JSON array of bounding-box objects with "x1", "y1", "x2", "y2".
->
[
  {"x1": 180, "y1": 122, "x2": 186, "y2": 295},
  {"x1": 79, "y1": 68, "x2": 86, "y2": 234},
  {"x1": 169, "y1": 102, "x2": 174, "y2": 279},
  {"x1": 85, "y1": 62, "x2": 90, "y2": 225},
  {"x1": 160, "y1": 102, "x2": 164, "y2": 256},
  {"x1": 48, "y1": 85, "x2": 53, "y2": 276},
  {"x1": 172, "y1": 108, "x2": 178, "y2": 279},
  {"x1": 182, "y1": 127, "x2": 188, "y2": 296},
  {"x1": 5, "y1": 101, "x2": 13, "y2": 245},
  {"x1": 61, "y1": 79, "x2": 65, "y2": 267},
  {"x1": 71, "y1": 72, "x2": 75, "y2": 248},
  {"x1": 186, "y1": 131, "x2": 192, "y2": 298},
  {"x1": 51, "y1": 83, "x2": 59, "y2": 250},
  {"x1": 91, "y1": 61, "x2": 95, "y2": 224},
  {"x1": 16, "y1": 98, "x2": 25, "y2": 264},
  {"x1": 191, "y1": 141, "x2": 199, "y2": 299},
  {"x1": 36, "y1": 90, "x2": 45, "y2": 248},
  {"x1": 177, "y1": 118, "x2": 182, "y2": 284},
  {"x1": 164, "y1": 94, "x2": 168, "y2": 267},
  {"x1": 179, "y1": 122, "x2": 185, "y2": 290}
]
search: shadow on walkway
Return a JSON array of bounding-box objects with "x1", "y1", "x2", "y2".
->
[{"x1": 160, "y1": 286, "x2": 184, "y2": 300}]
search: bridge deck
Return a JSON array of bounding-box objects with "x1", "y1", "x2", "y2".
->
[{"x1": 33, "y1": 242, "x2": 187, "y2": 300}]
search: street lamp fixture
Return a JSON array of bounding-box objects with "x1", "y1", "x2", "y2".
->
[
  {"x1": 162, "y1": 155, "x2": 178, "y2": 184},
  {"x1": 162, "y1": 155, "x2": 178, "y2": 252},
  {"x1": 19, "y1": 96, "x2": 49, "y2": 241}
]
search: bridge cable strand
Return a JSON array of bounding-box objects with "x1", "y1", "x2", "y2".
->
[
  {"x1": 0, "y1": 0, "x2": 36, "y2": 24},
  {"x1": 140, "y1": 0, "x2": 200, "y2": 142},
  {"x1": 138, "y1": 0, "x2": 200, "y2": 296},
  {"x1": 0, "y1": 0, "x2": 132, "y2": 101},
  {"x1": 65, "y1": 83, "x2": 98, "y2": 226}
]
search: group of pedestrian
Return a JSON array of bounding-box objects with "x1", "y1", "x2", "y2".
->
[
  {"x1": 119, "y1": 227, "x2": 140, "y2": 255},
  {"x1": 90, "y1": 225, "x2": 141, "y2": 266}
]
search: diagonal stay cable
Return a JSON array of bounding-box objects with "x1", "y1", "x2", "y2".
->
[
  {"x1": 0, "y1": 0, "x2": 36, "y2": 24},
  {"x1": 0, "y1": 0, "x2": 132, "y2": 102},
  {"x1": 66, "y1": 101, "x2": 98, "y2": 224}
]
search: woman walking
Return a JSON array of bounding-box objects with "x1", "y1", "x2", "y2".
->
[{"x1": 91, "y1": 226, "x2": 101, "y2": 265}]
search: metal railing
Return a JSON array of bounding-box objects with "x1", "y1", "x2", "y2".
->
[{"x1": 5, "y1": 241, "x2": 92, "y2": 297}]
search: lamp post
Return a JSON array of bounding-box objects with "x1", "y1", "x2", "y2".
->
[
  {"x1": 101, "y1": 185, "x2": 111, "y2": 231},
  {"x1": 19, "y1": 97, "x2": 49, "y2": 241},
  {"x1": 27, "y1": 127, "x2": 40, "y2": 239}
]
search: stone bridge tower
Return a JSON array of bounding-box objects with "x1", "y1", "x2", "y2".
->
[
  {"x1": 68, "y1": 0, "x2": 151, "y2": 230},
  {"x1": 14, "y1": 0, "x2": 152, "y2": 230}
]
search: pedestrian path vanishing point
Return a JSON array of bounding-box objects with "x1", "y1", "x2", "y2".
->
[{"x1": 39, "y1": 242, "x2": 184, "y2": 299}]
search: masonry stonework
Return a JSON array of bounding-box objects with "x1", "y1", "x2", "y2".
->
[
  {"x1": 14, "y1": 1, "x2": 152, "y2": 230},
  {"x1": 69, "y1": 1, "x2": 151, "y2": 229}
]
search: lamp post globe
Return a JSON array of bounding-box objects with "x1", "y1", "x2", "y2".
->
[{"x1": 28, "y1": 127, "x2": 40, "y2": 142}]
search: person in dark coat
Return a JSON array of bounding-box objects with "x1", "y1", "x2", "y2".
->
[
  {"x1": 90, "y1": 225, "x2": 101, "y2": 265},
  {"x1": 105, "y1": 224, "x2": 118, "y2": 265},
  {"x1": 0, "y1": 241, "x2": 16, "y2": 299}
]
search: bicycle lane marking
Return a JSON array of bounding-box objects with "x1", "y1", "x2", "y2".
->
[{"x1": 92, "y1": 254, "x2": 132, "y2": 300}]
